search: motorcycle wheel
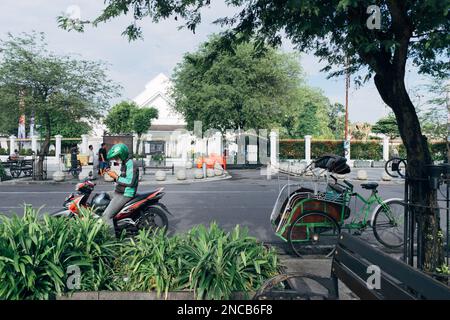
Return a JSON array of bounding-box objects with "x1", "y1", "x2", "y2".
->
[{"x1": 137, "y1": 206, "x2": 169, "y2": 234}]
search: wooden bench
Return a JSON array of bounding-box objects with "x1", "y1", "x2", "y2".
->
[
  {"x1": 254, "y1": 233, "x2": 450, "y2": 300},
  {"x1": 2, "y1": 159, "x2": 34, "y2": 178},
  {"x1": 331, "y1": 232, "x2": 450, "y2": 299}
]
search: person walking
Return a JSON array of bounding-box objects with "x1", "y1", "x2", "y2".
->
[
  {"x1": 98, "y1": 143, "x2": 108, "y2": 175},
  {"x1": 88, "y1": 145, "x2": 94, "y2": 165}
]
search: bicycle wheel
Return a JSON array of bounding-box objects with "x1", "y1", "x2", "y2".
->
[
  {"x1": 385, "y1": 158, "x2": 407, "y2": 178},
  {"x1": 372, "y1": 199, "x2": 405, "y2": 248},
  {"x1": 288, "y1": 211, "x2": 340, "y2": 258}
]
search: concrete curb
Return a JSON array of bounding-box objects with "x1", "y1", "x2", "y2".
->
[
  {"x1": 0, "y1": 172, "x2": 232, "y2": 186},
  {"x1": 57, "y1": 290, "x2": 252, "y2": 300}
]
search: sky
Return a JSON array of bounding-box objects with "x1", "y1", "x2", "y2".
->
[{"x1": 0, "y1": 0, "x2": 436, "y2": 124}]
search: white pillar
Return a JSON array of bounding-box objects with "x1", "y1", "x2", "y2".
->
[
  {"x1": 344, "y1": 139, "x2": 351, "y2": 161},
  {"x1": 81, "y1": 134, "x2": 89, "y2": 154},
  {"x1": 270, "y1": 131, "x2": 279, "y2": 167},
  {"x1": 31, "y1": 135, "x2": 38, "y2": 154},
  {"x1": 304, "y1": 135, "x2": 312, "y2": 164},
  {"x1": 133, "y1": 134, "x2": 138, "y2": 155},
  {"x1": 383, "y1": 135, "x2": 390, "y2": 161},
  {"x1": 9, "y1": 135, "x2": 16, "y2": 155},
  {"x1": 55, "y1": 135, "x2": 62, "y2": 160}
]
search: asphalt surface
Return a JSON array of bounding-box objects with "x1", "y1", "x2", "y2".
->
[{"x1": 0, "y1": 169, "x2": 405, "y2": 246}]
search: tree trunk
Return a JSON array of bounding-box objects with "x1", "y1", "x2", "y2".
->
[
  {"x1": 136, "y1": 134, "x2": 141, "y2": 157},
  {"x1": 37, "y1": 112, "x2": 51, "y2": 181},
  {"x1": 374, "y1": 72, "x2": 444, "y2": 271}
]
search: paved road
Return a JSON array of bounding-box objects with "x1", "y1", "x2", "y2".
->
[{"x1": 0, "y1": 169, "x2": 405, "y2": 245}]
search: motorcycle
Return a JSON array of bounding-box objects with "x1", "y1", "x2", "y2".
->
[{"x1": 50, "y1": 179, "x2": 171, "y2": 236}]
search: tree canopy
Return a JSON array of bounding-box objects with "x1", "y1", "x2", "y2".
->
[
  {"x1": 372, "y1": 113, "x2": 400, "y2": 139},
  {"x1": 105, "y1": 101, "x2": 158, "y2": 154},
  {"x1": 171, "y1": 36, "x2": 303, "y2": 133},
  {"x1": 0, "y1": 32, "x2": 120, "y2": 152},
  {"x1": 172, "y1": 36, "x2": 335, "y2": 137}
]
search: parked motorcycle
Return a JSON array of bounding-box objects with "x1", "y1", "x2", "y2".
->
[{"x1": 50, "y1": 179, "x2": 171, "y2": 236}]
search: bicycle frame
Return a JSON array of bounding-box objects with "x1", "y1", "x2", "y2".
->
[{"x1": 342, "y1": 191, "x2": 385, "y2": 230}]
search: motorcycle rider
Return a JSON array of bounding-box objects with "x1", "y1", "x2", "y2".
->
[{"x1": 103, "y1": 143, "x2": 139, "y2": 234}]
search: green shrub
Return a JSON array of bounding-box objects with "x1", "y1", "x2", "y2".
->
[
  {"x1": 0, "y1": 208, "x2": 278, "y2": 300},
  {"x1": 280, "y1": 140, "x2": 381, "y2": 159},
  {"x1": 19, "y1": 149, "x2": 33, "y2": 156},
  {"x1": 395, "y1": 142, "x2": 446, "y2": 162},
  {"x1": 311, "y1": 140, "x2": 344, "y2": 158},
  {"x1": 279, "y1": 140, "x2": 304, "y2": 159},
  {"x1": 0, "y1": 207, "x2": 120, "y2": 300},
  {"x1": 350, "y1": 141, "x2": 383, "y2": 160},
  {"x1": 120, "y1": 223, "x2": 279, "y2": 300},
  {"x1": 0, "y1": 148, "x2": 8, "y2": 155}
]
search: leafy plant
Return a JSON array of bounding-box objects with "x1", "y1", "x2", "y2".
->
[
  {"x1": 0, "y1": 207, "x2": 278, "y2": 300},
  {"x1": 179, "y1": 223, "x2": 278, "y2": 300},
  {"x1": 152, "y1": 153, "x2": 165, "y2": 164},
  {"x1": 436, "y1": 264, "x2": 450, "y2": 275},
  {"x1": 121, "y1": 223, "x2": 279, "y2": 300},
  {"x1": 0, "y1": 206, "x2": 120, "y2": 299}
]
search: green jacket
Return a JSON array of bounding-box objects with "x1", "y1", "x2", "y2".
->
[{"x1": 115, "y1": 158, "x2": 139, "y2": 197}]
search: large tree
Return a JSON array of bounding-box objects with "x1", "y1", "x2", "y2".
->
[
  {"x1": 327, "y1": 103, "x2": 346, "y2": 140},
  {"x1": 281, "y1": 86, "x2": 334, "y2": 138},
  {"x1": 372, "y1": 113, "x2": 400, "y2": 139},
  {"x1": 60, "y1": 0, "x2": 449, "y2": 271},
  {"x1": 105, "y1": 101, "x2": 158, "y2": 154},
  {"x1": 171, "y1": 36, "x2": 301, "y2": 133},
  {"x1": 0, "y1": 32, "x2": 120, "y2": 179}
]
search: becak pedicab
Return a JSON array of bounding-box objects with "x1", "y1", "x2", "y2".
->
[{"x1": 271, "y1": 154, "x2": 352, "y2": 258}]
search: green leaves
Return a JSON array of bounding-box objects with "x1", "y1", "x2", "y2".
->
[
  {"x1": 171, "y1": 36, "x2": 304, "y2": 133},
  {"x1": 104, "y1": 101, "x2": 158, "y2": 135},
  {"x1": 0, "y1": 208, "x2": 278, "y2": 300},
  {"x1": 0, "y1": 206, "x2": 119, "y2": 300},
  {"x1": 119, "y1": 223, "x2": 279, "y2": 300}
]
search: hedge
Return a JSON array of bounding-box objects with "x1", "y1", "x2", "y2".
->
[
  {"x1": 396, "y1": 142, "x2": 447, "y2": 161},
  {"x1": 280, "y1": 140, "x2": 447, "y2": 161}
]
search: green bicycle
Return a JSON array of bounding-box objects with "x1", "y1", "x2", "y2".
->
[{"x1": 272, "y1": 173, "x2": 405, "y2": 258}]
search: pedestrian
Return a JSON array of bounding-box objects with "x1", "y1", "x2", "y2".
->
[
  {"x1": 88, "y1": 145, "x2": 94, "y2": 165},
  {"x1": 8, "y1": 149, "x2": 19, "y2": 161},
  {"x1": 70, "y1": 145, "x2": 79, "y2": 174},
  {"x1": 98, "y1": 143, "x2": 108, "y2": 176}
]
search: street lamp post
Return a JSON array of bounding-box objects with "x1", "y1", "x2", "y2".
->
[{"x1": 344, "y1": 58, "x2": 350, "y2": 160}]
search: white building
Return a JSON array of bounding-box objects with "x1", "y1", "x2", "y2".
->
[{"x1": 133, "y1": 73, "x2": 194, "y2": 161}]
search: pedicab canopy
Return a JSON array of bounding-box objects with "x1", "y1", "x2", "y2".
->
[{"x1": 313, "y1": 154, "x2": 351, "y2": 175}]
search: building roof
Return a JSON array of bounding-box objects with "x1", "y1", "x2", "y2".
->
[{"x1": 133, "y1": 73, "x2": 186, "y2": 127}]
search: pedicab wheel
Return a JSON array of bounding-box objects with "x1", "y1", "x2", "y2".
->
[
  {"x1": 288, "y1": 211, "x2": 340, "y2": 258},
  {"x1": 372, "y1": 199, "x2": 405, "y2": 248},
  {"x1": 138, "y1": 206, "x2": 169, "y2": 234}
]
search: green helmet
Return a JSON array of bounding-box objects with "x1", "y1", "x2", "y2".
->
[{"x1": 107, "y1": 143, "x2": 129, "y2": 161}]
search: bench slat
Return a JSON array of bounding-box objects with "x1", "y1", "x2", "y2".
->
[
  {"x1": 334, "y1": 245, "x2": 417, "y2": 300},
  {"x1": 338, "y1": 233, "x2": 450, "y2": 300},
  {"x1": 332, "y1": 263, "x2": 380, "y2": 300}
]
